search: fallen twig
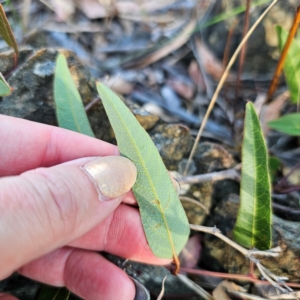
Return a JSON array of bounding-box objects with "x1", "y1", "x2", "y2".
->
[
  {"x1": 180, "y1": 196, "x2": 210, "y2": 215},
  {"x1": 177, "y1": 273, "x2": 215, "y2": 300},
  {"x1": 178, "y1": 165, "x2": 241, "y2": 185},
  {"x1": 266, "y1": 6, "x2": 300, "y2": 103},
  {"x1": 189, "y1": 224, "x2": 292, "y2": 293}
]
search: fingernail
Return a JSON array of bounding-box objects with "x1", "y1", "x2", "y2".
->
[{"x1": 82, "y1": 156, "x2": 137, "y2": 201}]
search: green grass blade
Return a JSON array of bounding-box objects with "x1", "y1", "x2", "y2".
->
[
  {"x1": 268, "y1": 113, "x2": 300, "y2": 136},
  {"x1": 37, "y1": 286, "x2": 70, "y2": 300},
  {"x1": 97, "y1": 82, "x2": 190, "y2": 259},
  {"x1": 0, "y1": 72, "x2": 12, "y2": 96},
  {"x1": 0, "y1": 4, "x2": 18, "y2": 57},
  {"x1": 276, "y1": 26, "x2": 300, "y2": 104},
  {"x1": 233, "y1": 102, "x2": 272, "y2": 250},
  {"x1": 54, "y1": 54, "x2": 94, "y2": 137}
]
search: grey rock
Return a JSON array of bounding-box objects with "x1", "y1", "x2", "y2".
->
[
  {"x1": 193, "y1": 142, "x2": 236, "y2": 174},
  {"x1": 181, "y1": 142, "x2": 237, "y2": 225},
  {"x1": 150, "y1": 123, "x2": 192, "y2": 170},
  {"x1": 0, "y1": 48, "x2": 160, "y2": 143}
]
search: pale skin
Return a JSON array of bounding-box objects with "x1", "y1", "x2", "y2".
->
[{"x1": 0, "y1": 114, "x2": 170, "y2": 300}]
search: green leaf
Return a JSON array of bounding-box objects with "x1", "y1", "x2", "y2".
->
[
  {"x1": 54, "y1": 54, "x2": 94, "y2": 137},
  {"x1": 97, "y1": 82, "x2": 190, "y2": 261},
  {"x1": 268, "y1": 113, "x2": 300, "y2": 136},
  {"x1": 0, "y1": 72, "x2": 12, "y2": 96},
  {"x1": 268, "y1": 155, "x2": 281, "y2": 183},
  {"x1": 233, "y1": 102, "x2": 272, "y2": 250},
  {"x1": 37, "y1": 286, "x2": 70, "y2": 300},
  {"x1": 276, "y1": 25, "x2": 300, "y2": 104},
  {"x1": 0, "y1": 4, "x2": 18, "y2": 57}
]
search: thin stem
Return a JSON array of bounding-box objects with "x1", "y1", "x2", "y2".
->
[
  {"x1": 178, "y1": 166, "x2": 241, "y2": 185},
  {"x1": 189, "y1": 224, "x2": 291, "y2": 293},
  {"x1": 266, "y1": 5, "x2": 300, "y2": 103},
  {"x1": 184, "y1": 0, "x2": 278, "y2": 175}
]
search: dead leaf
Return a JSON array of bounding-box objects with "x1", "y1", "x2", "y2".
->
[
  {"x1": 0, "y1": 4, "x2": 18, "y2": 59},
  {"x1": 253, "y1": 92, "x2": 268, "y2": 115},
  {"x1": 195, "y1": 37, "x2": 234, "y2": 81},
  {"x1": 168, "y1": 79, "x2": 195, "y2": 100},
  {"x1": 260, "y1": 90, "x2": 290, "y2": 136},
  {"x1": 106, "y1": 75, "x2": 133, "y2": 95},
  {"x1": 282, "y1": 166, "x2": 300, "y2": 185},
  {"x1": 46, "y1": 0, "x2": 75, "y2": 21},
  {"x1": 179, "y1": 234, "x2": 202, "y2": 269},
  {"x1": 126, "y1": 13, "x2": 197, "y2": 68},
  {"x1": 212, "y1": 280, "x2": 246, "y2": 300},
  {"x1": 75, "y1": 0, "x2": 107, "y2": 19},
  {"x1": 188, "y1": 59, "x2": 206, "y2": 91}
]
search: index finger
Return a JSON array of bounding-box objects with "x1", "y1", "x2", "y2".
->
[{"x1": 0, "y1": 114, "x2": 118, "y2": 176}]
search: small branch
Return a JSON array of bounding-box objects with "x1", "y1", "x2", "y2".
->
[
  {"x1": 275, "y1": 185, "x2": 300, "y2": 194},
  {"x1": 156, "y1": 276, "x2": 167, "y2": 300},
  {"x1": 256, "y1": 263, "x2": 292, "y2": 293},
  {"x1": 177, "y1": 274, "x2": 215, "y2": 300},
  {"x1": 180, "y1": 196, "x2": 210, "y2": 215},
  {"x1": 85, "y1": 96, "x2": 100, "y2": 111},
  {"x1": 179, "y1": 267, "x2": 300, "y2": 289},
  {"x1": 230, "y1": 291, "x2": 269, "y2": 300},
  {"x1": 272, "y1": 202, "x2": 300, "y2": 216},
  {"x1": 189, "y1": 225, "x2": 291, "y2": 293},
  {"x1": 266, "y1": 5, "x2": 300, "y2": 103},
  {"x1": 275, "y1": 160, "x2": 300, "y2": 188},
  {"x1": 178, "y1": 166, "x2": 241, "y2": 185}
]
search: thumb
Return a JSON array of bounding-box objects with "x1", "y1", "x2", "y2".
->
[{"x1": 0, "y1": 156, "x2": 137, "y2": 279}]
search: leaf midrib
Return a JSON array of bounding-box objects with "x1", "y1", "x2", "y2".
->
[{"x1": 99, "y1": 85, "x2": 177, "y2": 255}]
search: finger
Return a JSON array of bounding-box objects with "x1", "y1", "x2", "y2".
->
[
  {"x1": 0, "y1": 114, "x2": 117, "y2": 176},
  {"x1": 0, "y1": 293, "x2": 18, "y2": 300},
  {"x1": 69, "y1": 204, "x2": 170, "y2": 265},
  {"x1": 19, "y1": 248, "x2": 136, "y2": 300},
  {"x1": 0, "y1": 156, "x2": 136, "y2": 280}
]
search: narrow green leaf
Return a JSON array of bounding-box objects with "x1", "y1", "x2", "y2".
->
[
  {"x1": 37, "y1": 286, "x2": 70, "y2": 300},
  {"x1": 0, "y1": 72, "x2": 12, "y2": 96},
  {"x1": 268, "y1": 113, "x2": 300, "y2": 136},
  {"x1": 233, "y1": 102, "x2": 272, "y2": 250},
  {"x1": 0, "y1": 4, "x2": 18, "y2": 57},
  {"x1": 97, "y1": 82, "x2": 190, "y2": 260},
  {"x1": 276, "y1": 26, "x2": 300, "y2": 104},
  {"x1": 54, "y1": 54, "x2": 94, "y2": 137}
]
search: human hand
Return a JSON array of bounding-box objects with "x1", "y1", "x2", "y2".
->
[{"x1": 0, "y1": 114, "x2": 170, "y2": 300}]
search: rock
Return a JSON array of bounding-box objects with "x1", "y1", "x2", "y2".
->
[
  {"x1": 150, "y1": 123, "x2": 192, "y2": 170},
  {"x1": 125, "y1": 100, "x2": 159, "y2": 130},
  {"x1": 179, "y1": 142, "x2": 237, "y2": 225},
  {"x1": 201, "y1": 194, "x2": 300, "y2": 282},
  {"x1": 0, "y1": 273, "x2": 40, "y2": 300},
  {"x1": 180, "y1": 197, "x2": 208, "y2": 225},
  {"x1": 0, "y1": 48, "x2": 160, "y2": 143},
  {"x1": 193, "y1": 142, "x2": 236, "y2": 174},
  {"x1": 0, "y1": 47, "x2": 34, "y2": 75},
  {"x1": 0, "y1": 48, "x2": 98, "y2": 128}
]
